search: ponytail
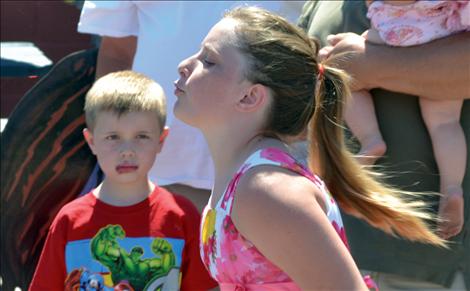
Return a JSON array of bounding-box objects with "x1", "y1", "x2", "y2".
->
[
  {"x1": 308, "y1": 63, "x2": 446, "y2": 247},
  {"x1": 222, "y1": 5, "x2": 445, "y2": 247}
]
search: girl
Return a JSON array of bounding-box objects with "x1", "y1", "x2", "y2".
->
[
  {"x1": 174, "y1": 6, "x2": 446, "y2": 290},
  {"x1": 343, "y1": 0, "x2": 469, "y2": 239}
]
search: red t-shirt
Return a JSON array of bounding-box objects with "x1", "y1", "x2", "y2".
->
[{"x1": 29, "y1": 187, "x2": 217, "y2": 291}]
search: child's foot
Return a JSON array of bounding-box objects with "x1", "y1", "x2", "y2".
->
[
  {"x1": 437, "y1": 186, "x2": 464, "y2": 239},
  {"x1": 357, "y1": 137, "x2": 387, "y2": 165}
]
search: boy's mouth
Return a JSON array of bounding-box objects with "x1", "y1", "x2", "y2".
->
[{"x1": 116, "y1": 164, "x2": 138, "y2": 174}]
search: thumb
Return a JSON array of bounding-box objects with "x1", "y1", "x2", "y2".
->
[
  {"x1": 326, "y1": 33, "x2": 351, "y2": 46},
  {"x1": 318, "y1": 46, "x2": 333, "y2": 61}
]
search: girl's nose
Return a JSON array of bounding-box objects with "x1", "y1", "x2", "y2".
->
[
  {"x1": 178, "y1": 66, "x2": 189, "y2": 78},
  {"x1": 178, "y1": 57, "x2": 192, "y2": 78}
]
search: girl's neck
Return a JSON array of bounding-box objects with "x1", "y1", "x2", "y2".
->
[
  {"x1": 206, "y1": 133, "x2": 254, "y2": 175},
  {"x1": 206, "y1": 130, "x2": 287, "y2": 190},
  {"x1": 93, "y1": 178, "x2": 155, "y2": 206}
]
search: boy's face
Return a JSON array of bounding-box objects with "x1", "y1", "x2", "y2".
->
[{"x1": 84, "y1": 111, "x2": 168, "y2": 186}]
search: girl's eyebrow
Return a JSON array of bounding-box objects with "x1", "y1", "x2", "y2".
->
[{"x1": 201, "y1": 43, "x2": 220, "y2": 56}]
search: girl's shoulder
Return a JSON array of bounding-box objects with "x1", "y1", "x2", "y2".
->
[
  {"x1": 217, "y1": 147, "x2": 323, "y2": 212},
  {"x1": 239, "y1": 147, "x2": 325, "y2": 191},
  {"x1": 237, "y1": 163, "x2": 319, "y2": 203},
  {"x1": 228, "y1": 147, "x2": 328, "y2": 211}
]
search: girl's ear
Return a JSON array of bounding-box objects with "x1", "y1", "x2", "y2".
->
[
  {"x1": 83, "y1": 128, "x2": 97, "y2": 155},
  {"x1": 237, "y1": 83, "x2": 270, "y2": 112}
]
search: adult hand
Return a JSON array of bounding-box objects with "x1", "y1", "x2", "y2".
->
[
  {"x1": 321, "y1": 33, "x2": 374, "y2": 91},
  {"x1": 322, "y1": 31, "x2": 470, "y2": 99}
]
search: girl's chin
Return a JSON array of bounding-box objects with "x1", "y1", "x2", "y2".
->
[{"x1": 173, "y1": 108, "x2": 194, "y2": 126}]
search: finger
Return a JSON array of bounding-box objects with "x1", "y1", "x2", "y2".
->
[
  {"x1": 318, "y1": 46, "x2": 333, "y2": 61},
  {"x1": 326, "y1": 33, "x2": 350, "y2": 46}
]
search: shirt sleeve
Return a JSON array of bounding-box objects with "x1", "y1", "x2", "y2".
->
[
  {"x1": 28, "y1": 214, "x2": 68, "y2": 291},
  {"x1": 175, "y1": 195, "x2": 218, "y2": 290},
  {"x1": 77, "y1": 0, "x2": 139, "y2": 37}
]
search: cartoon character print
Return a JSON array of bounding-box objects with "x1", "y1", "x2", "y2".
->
[
  {"x1": 65, "y1": 224, "x2": 177, "y2": 291},
  {"x1": 65, "y1": 268, "x2": 135, "y2": 291}
]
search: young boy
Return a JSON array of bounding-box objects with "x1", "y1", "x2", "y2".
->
[{"x1": 29, "y1": 71, "x2": 217, "y2": 291}]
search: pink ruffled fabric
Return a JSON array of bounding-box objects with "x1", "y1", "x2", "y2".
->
[{"x1": 367, "y1": 0, "x2": 470, "y2": 46}]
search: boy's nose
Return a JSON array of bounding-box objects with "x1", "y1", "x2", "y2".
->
[{"x1": 119, "y1": 142, "x2": 136, "y2": 158}]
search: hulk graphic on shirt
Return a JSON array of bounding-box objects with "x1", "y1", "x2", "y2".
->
[{"x1": 90, "y1": 224, "x2": 176, "y2": 290}]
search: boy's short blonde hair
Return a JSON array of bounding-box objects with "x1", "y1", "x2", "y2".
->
[{"x1": 84, "y1": 70, "x2": 166, "y2": 132}]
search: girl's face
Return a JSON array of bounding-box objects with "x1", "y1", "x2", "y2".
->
[{"x1": 174, "y1": 18, "x2": 251, "y2": 130}]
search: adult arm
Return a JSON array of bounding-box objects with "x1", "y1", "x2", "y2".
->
[
  {"x1": 96, "y1": 36, "x2": 137, "y2": 78},
  {"x1": 77, "y1": 1, "x2": 139, "y2": 78},
  {"x1": 232, "y1": 167, "x2": 367, "y2": 290},
  {"x1": 323, "y1": 32, "x2": 470, "y2": 99}
]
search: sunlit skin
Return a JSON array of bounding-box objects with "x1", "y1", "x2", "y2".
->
[
  {"x1": 174, "y1": 18, "x2": 253, "y2": 134},
  {"x1": 174, "y1": 18, "x2": 368, "y2": 290},
  {"x1": 174, "y1": 17, "x2": 271, "y2": 191},
  {"x1": 83, "y1": 111, "x2": 168, "y2": 206}
]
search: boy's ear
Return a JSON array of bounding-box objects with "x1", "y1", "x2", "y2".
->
[
  {"x1": 156, "y1": 126, "x2": 169, "y2": 153},
  {"x1": 83, "y1": 128, "x2": 97, "y2": 155},
  {"x1": 237, "y1": 83, "x2": 270, "y2": 112}
]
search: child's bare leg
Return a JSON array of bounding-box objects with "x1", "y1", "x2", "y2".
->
[
  {"x1": 362, "y1": 28, "x2": 386, "y2": 45},
  {"x1": 341, "y1": 30, "x2": 386, "y2": 165},
  {"x1": 345, "y1": 90, "x2": 387, "y2": 165},
  {"x1": 419, "y1": 97, "x2": 465, "y2": 239}
]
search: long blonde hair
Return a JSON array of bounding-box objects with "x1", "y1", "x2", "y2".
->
[{"x1": 225, "y1": 6, "x2": 446, "y2": 247}]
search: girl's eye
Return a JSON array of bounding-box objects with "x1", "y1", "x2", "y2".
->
[
  {"x1": 137, "y1": 134, "x2": 150, "y2": 139},
  {"x1": 203, "y1": 59, "x2": 215, "y2": 67}
]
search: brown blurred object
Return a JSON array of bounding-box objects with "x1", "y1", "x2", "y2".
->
[
  {"x1": 1, "y1": 0, "x2": 93, "y2": 118},
  {"x1": 0, "y1": 48, "x2": 98, "y2": 290},
  {"x1": 1, "y1": 1, "x2": 96, "y2": 290}
]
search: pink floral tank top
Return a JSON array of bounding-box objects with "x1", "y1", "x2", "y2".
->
[{"x1": 200, "y1": 148, "x2": 352, "y2": 290}]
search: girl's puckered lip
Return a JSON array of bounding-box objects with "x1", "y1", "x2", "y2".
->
[{"x1": 174, "y1": 81, "x2": 185, "y2": 96}]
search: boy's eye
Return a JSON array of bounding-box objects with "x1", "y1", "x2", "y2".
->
[
  {"x1": 105, "y1": 135, "x2": 119, "y2": 140},
  {"x1": 136, "y1": 134, "x2": 150, "y2": 139}
]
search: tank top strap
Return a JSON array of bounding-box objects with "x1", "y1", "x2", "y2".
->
[
  {"x1": 244, "y1": 147, "x2": 312, "y2": 176},
  {"x1": 218, "y1": 147, "x2": 330, "y2": 213}
]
